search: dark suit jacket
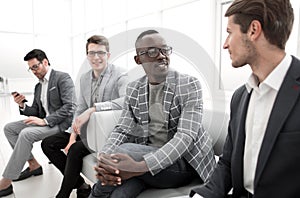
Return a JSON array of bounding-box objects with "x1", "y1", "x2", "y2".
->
[
  {"x1": 20, "y1": 69, "x2": 76, "y2": 131},
  {"x1": 191, "y1": 56, "x2": 300, "y2": 198}
]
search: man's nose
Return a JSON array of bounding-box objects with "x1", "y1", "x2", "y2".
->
[
  {"x1": 94, "y1": 53, "x2": 101, "y2": 58},
  {"x1": 157, "y1": 50, "x2": 166, "y2": 59}
]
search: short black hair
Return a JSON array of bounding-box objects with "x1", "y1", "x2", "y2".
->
[
  {"x1": 24, "y1": 49, "x2": 50, "y2": 66},
  {"x1": 135, "y1": 30, "x2": 159, "y2": 48}
]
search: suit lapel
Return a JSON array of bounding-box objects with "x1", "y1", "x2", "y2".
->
[
  {"x1": 35, "y1": 83, "x2": 44, "y2": 115},
  {"x1": 255, "y1": 57, "x2": 300, "y2": 186},
  {"x1": 137, "y1": 71, "x2": 175, "y2": 126},
  {"x1": 47, "y1": 70, "x2": 55, "y2": 108},
  {"x1": 232, "y1": 88, "x2": 251, "y2": 190},
  {"x1": 163, "y1": 72, "x2": 176, "y2": 124},
  {"x1": 138, "y1": 77, "x2": 149, "y2": 125},
  {"x1": 84, "y1": 70, "x2": 92, "y2": 107},
  {"x1": 98, "y1": 66, "x2": 111, "y2": 103}
]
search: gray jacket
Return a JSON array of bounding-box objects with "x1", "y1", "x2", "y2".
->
[
  {"x1": 21, "y1": 69, "x2": 76, "y2": 131},
  {"x1": 74, "y1": 63, "x2": 128, "y2": 119}
]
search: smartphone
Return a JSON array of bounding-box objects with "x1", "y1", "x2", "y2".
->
[{"x1": 11, "y1": 91, "x2": 28, "y2": 103}]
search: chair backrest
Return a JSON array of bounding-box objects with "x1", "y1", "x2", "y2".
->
[
  {"x1": 87, "y1": 108, "x2": 229, "y2": 156},
  {"x1": 202, "y1": 109, "x2": 229, "y2": 156},
  {"x1": 87, "y1": 110, "x2": 122, "y2": 152}
]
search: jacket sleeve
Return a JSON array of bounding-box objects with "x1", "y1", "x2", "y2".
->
[
  {"x1": 101, "y1": 83, "x2": 138, "y2": 153},
  {"x1": 190, "y1": 89, "x2": 245, "y2": 198},
  {"x1": 73, "y1": 74, "x2": 89, "y2": 120},
  {"x1": 21, "y1": 84, "x2": 45, "y2": 117},
  {"x1": 190, "y1": 130, "x2": 233, "y2": 198},
  {"x1": 95, "y1": 71, "x2": 129, "y2": 111},
  {"x1": 45, "y1": 73, "x2": 76, "y2": 128}
]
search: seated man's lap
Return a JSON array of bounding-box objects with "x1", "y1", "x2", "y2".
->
[
  {"x1": 42, "y1": 132, "x2": 70, "y2": 150},
  {"x1": 113, "y1": 143, "x2": 158, "y2": 161},
  {"x1": 138, "y1": 158, "x2": 199, "y2": 188},
  {"x1": 114, "y1": 143, "x2": 200, "y2": 188}
]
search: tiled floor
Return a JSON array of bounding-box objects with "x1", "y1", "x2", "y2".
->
[{"x1": 0, "y1": 95, "x2": 92, "y2": 198}]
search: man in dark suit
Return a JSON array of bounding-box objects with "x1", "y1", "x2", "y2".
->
[
  {"x1": 0, "y1": 49, "x2": 76, "y2": 197},
  {"x1": 191, "y1": 0, "x2": 299, "y2": 198}
]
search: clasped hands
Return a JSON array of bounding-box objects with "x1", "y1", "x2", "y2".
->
[{"x1": 95, "y1": 153, "x2": 148, "y2": 186}]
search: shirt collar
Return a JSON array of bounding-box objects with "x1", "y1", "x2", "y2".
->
[
  {"x1": 40, "y1": 67, "x2": 52, "y2": 83},
  {"x1": 91, "y1": 64, "x2": 108, "y2": 80},
  {"x1": 245, "y1": 54, "x2": 292, "y2": 93}
]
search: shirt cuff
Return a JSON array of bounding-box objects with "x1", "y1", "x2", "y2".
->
[
  {"x1": 65, "y1": 127, "x2": 73, "y2": 133},
  {"x1": 43, "y1": 118, "x2": 49, "y2": 125},
  {"x1": 19, "y1": 104, "x2": 26, "y2": 111},
  {"x1": 143, "y1": 152, "x2": 162, "y2": 175},
  {"x1": 192, "y1": 193, "x2": 204, "y2": 198},
  {"x1": 94, "y1": 102, "x2": 112, "y2": 111}
]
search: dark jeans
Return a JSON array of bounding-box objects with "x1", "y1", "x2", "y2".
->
[
  {"x1": 89, "y1": 143, "x2": 200, "y2": 198},
  {"x1": 41, "y1": 132, "x2": 91, "y2": 198}
]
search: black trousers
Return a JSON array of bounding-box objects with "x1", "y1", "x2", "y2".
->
[{"x1": 41, "y1": 132, "x2": 91, "y2": 198}]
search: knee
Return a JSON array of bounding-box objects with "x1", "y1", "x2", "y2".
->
[
  {"x1": 41, "y1": 137, "x2": 51, "y2": 152},
  {"x1": 68, "y1": 142, "x2": 86, "y2": 159},
  {"x1": 4, "y1": 122, "x2": 15, "y2": 137},
  {"x1": 18, "y1": 129, "x2": 35, "y2": 143},
  {"x1": 115, "y1": 143, "x2": 134, "y2": 154},
  {"x1": 41, "y1": 136, "x2": 58, "y2": 153}
]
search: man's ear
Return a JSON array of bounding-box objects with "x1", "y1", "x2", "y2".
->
[
  {"x1": 42, "y1": 58, "x2": 48, "y2": 66},
  {"x1": 106, "y1": 52, "x2": 111, "y2": 59},
  {"x1": 134, "y1": 55, "x2": 141, "y2": 64},
  {"x1": 248, "y1": 20, "x2": 262, "y2": 40}
]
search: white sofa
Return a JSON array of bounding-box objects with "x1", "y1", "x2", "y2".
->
[{"x1": 82, "y1": 108, "x2": 229, "y2": 197}]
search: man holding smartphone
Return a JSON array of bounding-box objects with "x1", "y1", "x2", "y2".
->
[
  {"x1": 11, "y1": 91, "x2": 28, "y2": 103},
  {"x1": 0, "y1": 49, "x2": 76, "y2": 197}
]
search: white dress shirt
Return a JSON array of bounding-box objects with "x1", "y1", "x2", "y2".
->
[
  {"x1": 243, "y1": 54, "x2": 292, "y2": 193},
  {"x1": 40, "y1": 68, "x2": 52, "y2": 116}
]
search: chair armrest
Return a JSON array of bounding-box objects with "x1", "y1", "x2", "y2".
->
[{"x1": 86, "y1": 110, "x2": 122, "y2": 152}]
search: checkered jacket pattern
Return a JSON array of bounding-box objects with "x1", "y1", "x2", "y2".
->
[{"x1": 102, "y1": 70, "x2": 216, "y2": 182}]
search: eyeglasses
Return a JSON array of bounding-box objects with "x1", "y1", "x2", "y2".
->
[
  {"x1": 138, "y1": 46, "x2": 172, "y2": 58},
  {"x1": 28, "y1": 62, "x2": 42, "y2": 72},
  {"x1": 87, "y1": 51, "x2": 107, "y2": 58}
]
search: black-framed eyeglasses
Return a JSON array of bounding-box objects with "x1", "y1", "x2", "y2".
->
[
  {"x1": 87, "y1": 51, "x2": 107, "y2": 57},
  {"x1": 138, "y1": 46, "x2": 172, "y2": 58},
  {"x1": 28, "y1": 62, "x2": 42, "y2": 72}
]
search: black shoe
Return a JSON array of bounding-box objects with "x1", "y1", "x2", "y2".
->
[
  {"x1": 0, "y1": 184, "x2": 13, "y2": 197},
  {"x1": 77, "y1": 184, "x2": 91, "y2": 198},
  {"x1": 12, "y1": 166, "x2": 43, "y2": 182}
]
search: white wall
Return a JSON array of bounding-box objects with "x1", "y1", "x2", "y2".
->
[
  {"x1": 0, "y1": 0, "x2": 299, "y2": 112},
  {"x1": 0, "y1": 0, "x2": 72, "y2": 92},
  {"x1": 70, "y1": 0, "x2": 217, "y2": 82}
]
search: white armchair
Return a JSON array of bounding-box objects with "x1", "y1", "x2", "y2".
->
[
  {"x1": 82, "y1": 108, "x2": 229, "y2": 197},
  {"x1": 82, "y1": 110, "x2": 122, "y2": 183}
]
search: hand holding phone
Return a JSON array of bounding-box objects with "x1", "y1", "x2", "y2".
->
[{"x1": 11, "y1": 91, "x2": 28, "y2": 103}]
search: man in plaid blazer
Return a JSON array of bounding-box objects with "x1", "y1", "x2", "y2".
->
[{"x1": 89, "y1": 30, "x2": 216, "y2": 198}]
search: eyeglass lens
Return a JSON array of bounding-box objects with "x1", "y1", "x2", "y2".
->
[
  {"x1": 87, "y1": 51, "x2": 107, "y2": 57},
  {"x1": 28, "y1": 62, "x2": 41, "y2": 71},
  {"x1": 141, "y1": 47, "x2": 172, "y2": 58}
]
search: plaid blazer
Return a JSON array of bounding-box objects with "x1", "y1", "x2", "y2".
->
[{"x1": 102, "y1": 70, "x2": 216, "y2": 182}]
